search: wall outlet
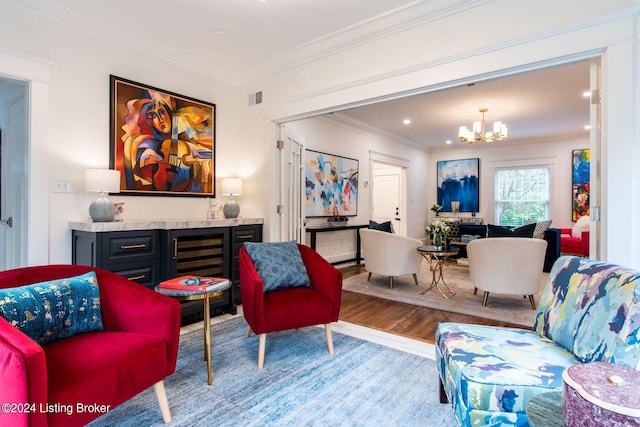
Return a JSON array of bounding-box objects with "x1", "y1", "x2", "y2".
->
[{"x1": 52, "y1": 178, "x2": 78, "y2": 193}]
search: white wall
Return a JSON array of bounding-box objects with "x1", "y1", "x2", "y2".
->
[
  {"x1": 284, "y1": 116, "x2": 429, "y2": 263},
  {"x1": 0, "y1": 4, "x2": 261, "y2": 265},
  {"x1": 283, "y1": 116, "x2": 588, "y2": 266},
  {"x1": 429, "y1": 137, "x2": 590, "y2": 229}
]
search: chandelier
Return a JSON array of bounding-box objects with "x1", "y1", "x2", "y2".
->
[{"x1": 458, "y1": 108, "x2": 509, "y2": 143}]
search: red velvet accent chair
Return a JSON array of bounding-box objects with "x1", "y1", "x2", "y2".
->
[
  {"x1": 0, "y1": 265, "x2": 181, "y2": 427},
  {"x1": 560, "y1": 228, "x2": 590, "y2": 256},
  {"x1": 239, "y1": 244, "x2": 342, "y2": 369}
]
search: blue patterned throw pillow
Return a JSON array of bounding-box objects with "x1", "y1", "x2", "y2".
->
[
  {"x1": 0, "y1": 272, "x2": 104, "y2": 345},
  {"x1": 244, "y1": 241, "x2": 311, "y2": 294}
]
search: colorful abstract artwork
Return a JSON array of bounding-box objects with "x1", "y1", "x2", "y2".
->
[
  {"x1": 305, "y1": 150, "x2": 358, "y2": 217},
  {"x1": 572, "y1": 149, "x2": 590, "y2": 221},
  {"x1": 437, "y1": 158, "x2": 479, "y2": 213},
  {"x1": 110, "y1": 75, "x2": 215, "y2": 196}
]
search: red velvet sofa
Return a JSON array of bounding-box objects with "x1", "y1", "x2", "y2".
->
[
  {"x1": 0, "y1": 264, "x2": 181, "y2": 427},
  {"x1": 560, "y1": 228, "x2": 590, "y2": 256}
]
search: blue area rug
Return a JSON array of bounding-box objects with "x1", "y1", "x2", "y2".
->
[{"x1": 89, "y1": 316, "x2": 457, "y2": 426}]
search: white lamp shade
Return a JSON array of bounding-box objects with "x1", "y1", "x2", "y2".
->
[
  {"x1": 85, "y1": 169, "x2": 121, "y2": 193},
  {"x1": 221, "y1": 178, "x2": 242, "y2": 196}
]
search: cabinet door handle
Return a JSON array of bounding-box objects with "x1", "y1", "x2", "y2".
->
[
  {"x1": 173, "y1": 237, "x2": 178, "y2": 260},
  {"x1": 237, "y1": 234, "x2": 254, "y2": 239},
  {"x1": 127, "y1": 275, "x2": 146, "y2": 281},
  {"x1": 120, "y1": 243, "x2": 147, "y2": 250}
]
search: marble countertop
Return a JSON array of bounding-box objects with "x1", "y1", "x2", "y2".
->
[{"x1": 69, "y1": 218, "x2": 264, "y2": 232}]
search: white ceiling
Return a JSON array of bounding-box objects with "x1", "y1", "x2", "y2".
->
[
  {"x1": 5, "y1": 0, "x2": 593, "y2": 149},
  {"x1": 333, "y1": 61, "x2": 592, "y2": 149},
  {"x1": 13, "y1": 0, "x2": 455, "y2": 83}
]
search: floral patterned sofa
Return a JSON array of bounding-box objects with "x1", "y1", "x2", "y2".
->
[{"x1": 436, "y1": 256, "x2": 640, "y2": 426}]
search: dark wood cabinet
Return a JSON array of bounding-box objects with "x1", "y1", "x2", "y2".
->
[
  {"x1": 71, "y1": 229, "x2": 161, "y2": 289},
  {"x1": 231, "y1": 224, "x2": 263, "y2": 304},
  {"x1": 70, "y1": 221, "x2": 263, "y2": 324}
]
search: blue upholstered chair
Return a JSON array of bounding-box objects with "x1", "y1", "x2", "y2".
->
[{"x1": 436, "y1": 256, "x2": 640, "y2": 426}]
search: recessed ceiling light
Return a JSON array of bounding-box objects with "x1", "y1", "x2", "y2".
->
[
  {"x1": 403, "y1": 119, "x2": 411, "y2": 125},
  {"x1": 213, "y1": 27, "x2": 225, "y2": 35},
  {"x1": 584, "y1": 125, "x2": 591, "y2": 130},
  {"x1": 446, "y1": 140, "x2": 452, "y2": 145},
  {"x1": 583, "y1": 91, "x2": 591, "y2": 98}
]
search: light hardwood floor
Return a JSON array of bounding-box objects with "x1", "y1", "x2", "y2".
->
[{"x1": 338, "y1": 265, "x2": 526, "y2": 345}]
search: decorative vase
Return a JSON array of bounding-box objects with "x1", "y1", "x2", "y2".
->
[
  {"x1": 434, "y1": 233, "x2": 443, "y2": 249},
  {"x1": 435, "y1": 211, "x2": 440, "y2": 217},
  {"x1": 113, "y1": 202, "x2": 125, "y2": 222},
  {"x1": 207, "y1": 198, "x2": 223, "y2": 219}
]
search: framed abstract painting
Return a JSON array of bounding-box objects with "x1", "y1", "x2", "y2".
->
[
  {"x1": 572, "y1": 149, "x2": 590, "y2": 221},
  {"x1": 109, "y1": 75, "x2": 216, "y2": 197},
  {"x1": 305, "y1": 149, "x2": 359, "y2": 217},
  {"x1": 437, "y1": 158, "x2": 479, "y2": 213}
]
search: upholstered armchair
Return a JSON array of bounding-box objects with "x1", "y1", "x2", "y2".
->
[
  {"x1": 437, "y1": 256, "x2": 640, "y2": 426},
  {"x1": 560, "y1": 214, "x2": 590, "y2": 256},
  {"x1": 0, "y1": 264, "x2": 181, "y2": 427},
  {"x1": 359, "y1": 228, "x2": 423, "y2": 289},
  {"x1": 467, "y1": 237, "x2": 547, "y2": 309},
  {"x1": 239, "y1": 242, "x2": 342, "y2": 369}
]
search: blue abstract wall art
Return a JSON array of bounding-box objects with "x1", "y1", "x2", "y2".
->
[{"x1": 437, "y1": 158, "x2": 479, "y2": 213}]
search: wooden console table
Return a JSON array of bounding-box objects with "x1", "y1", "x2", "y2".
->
[{"x1": 306, "y1": 224, "x2": 368, "y2": 265}]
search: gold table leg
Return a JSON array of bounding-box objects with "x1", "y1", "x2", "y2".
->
[
  {"x1": 203, "y1": 292, "x2": 213, "y2": 385},
  {"x1": 419, "y1": 253, "x2": 456, "y2": 299}
]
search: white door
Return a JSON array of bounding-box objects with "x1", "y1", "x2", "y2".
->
[
  {"x1": 278, "y1": 125, "x2": 305, "y2": 242},
  {"x1": 0, "y1": 84, "x2": 28, "y2": 270},
  {"x1": 372, "y1": 162, "x2": 404, "y2": 235}
]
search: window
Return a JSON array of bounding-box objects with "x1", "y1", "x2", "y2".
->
[{"x1": 495, "y1": 168, "x2": 550, "y2": 226}]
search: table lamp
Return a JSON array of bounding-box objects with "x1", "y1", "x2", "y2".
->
[
  {"x1": 85, "y1": 168, "x2": 121, "y2": 222},
  {"x1": 221, "y1": 178, "x2": 242, "y2": 218}
]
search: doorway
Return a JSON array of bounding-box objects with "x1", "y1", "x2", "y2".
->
[
  {"x1": 0, "y1": 48, "x2": 51, "y2": 268},
  {"x1": 0, "y1": 78, "x2": 28, "y2": 270},
  {"x1": 371, "y1": 161, "x2": 406, "y2": 236}
]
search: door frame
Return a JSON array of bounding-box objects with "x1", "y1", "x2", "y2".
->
[
  {"x1": 1, "y1": 87, "x2": 27, "y2": 269},
  {"x1": 369, "y1": 150, "x2": 410, "y2": 236},
  {"x1": 0, "y1": 48, "x2": 52, "y2": 266},
  {"x1": 371, "y1": 161, "x2": 405, "y2": 236}
]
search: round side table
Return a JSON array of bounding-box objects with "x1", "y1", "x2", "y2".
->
[
  {"x1": 155, "y1": 280, "x2": 230, "y2": 386},
  {"x1": 416, "y1": 245, "x2": 459, "y2": 299}
]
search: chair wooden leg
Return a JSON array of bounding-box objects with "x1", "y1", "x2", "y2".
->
[
  {"x1": 482, "y1": 291, "x2": 489, "y2": 306},
  {"x1": 528, "y1": 295, "x2": 537, "y2": 310},
  {"x1": 325, "y1": 324, "x2": 334, "y2": 355},
  {"x1": 413, "y1": 274, "x2": 419, "y2": 286},
  {"x1": 389, "y1": 276, "x2": 393, "y2": 289},
  {"x1": 473, "y1": 287, "x2": 478, "y2": 295},
  {"x1": 439, "y1": 377, "x2": 449, "y2": 404},
  {"x1": 245, "y1": 324, "x2": 252, "y2": 338},
  {"x1": 258, "y1": 333, "x2": 266, "y2": 369},
  {"x1": 153, "y1": 380, "x2": 172, "y2": 423},
  {"x1": 367, "y1": 272, "x2": 372, "y2": 281}
]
